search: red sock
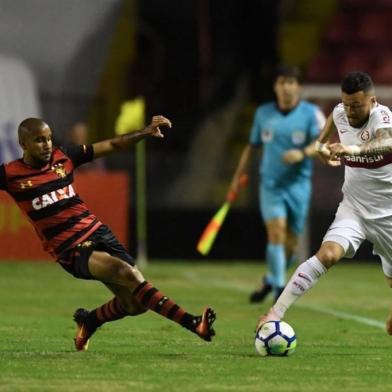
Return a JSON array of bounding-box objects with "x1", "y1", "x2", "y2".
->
[
  {"x1": 86, "y1": 297, "x2": 129, "y2": 331},
  {"x1": 133, "y1": 281, "x2": 196, "y2": 330}
]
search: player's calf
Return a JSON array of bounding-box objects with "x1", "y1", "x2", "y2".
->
[{"x1": 133, "y1": 281, "x2": 217, "y2": 341}]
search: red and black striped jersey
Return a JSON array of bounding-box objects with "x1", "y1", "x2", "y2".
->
[{"x1": 0, "y1": 145, "x2": 102, "y2": 258}]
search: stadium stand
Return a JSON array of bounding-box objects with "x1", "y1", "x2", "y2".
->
[{"x1": 305, "y1": 0, "x2": 392, "y2": 83}]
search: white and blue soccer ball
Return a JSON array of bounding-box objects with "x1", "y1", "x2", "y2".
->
[{"x1": 255, "y1": 320, "x2": 297, "y2": 357}]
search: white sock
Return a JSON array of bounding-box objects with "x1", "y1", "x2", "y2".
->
[{"x1": 272, "y1": 256, "x2": 327, "y2": 319}]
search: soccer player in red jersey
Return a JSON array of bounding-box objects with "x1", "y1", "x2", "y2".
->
[{"x1": 0, "y1": 116, "x2": 216, "y2": 351}]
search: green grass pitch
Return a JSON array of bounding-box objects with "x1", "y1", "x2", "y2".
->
[{"x1": 0, "y1": 260, "x2": 391, "y2": 391}]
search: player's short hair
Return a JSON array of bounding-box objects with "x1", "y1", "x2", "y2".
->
[
  {"x1": 341, "y1": 71, "x2": 374, "y2": 95},
  {"x1": 18, "y1": 118, "x2": 48, "y2": 140},
  {"x1": 274, "y1": 64, "x2": 302, "y2": 83}
]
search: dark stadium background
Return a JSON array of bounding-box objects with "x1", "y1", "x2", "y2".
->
[{"x1": 0, "y1": 0, "x2": 382, "y2": 261}]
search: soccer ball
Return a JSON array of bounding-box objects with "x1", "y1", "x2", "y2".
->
[{"x1": 255, "y1": 320, "x2": 297, "y2": 357}]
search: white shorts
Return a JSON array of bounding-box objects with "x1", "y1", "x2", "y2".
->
[{"x1": 323, "y1": 201, "x2": 392, "y2": 277}]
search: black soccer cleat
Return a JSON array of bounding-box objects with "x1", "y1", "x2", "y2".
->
[
  {"x1": 194, "y1": 307, "x2": 216, "y2": 342},
  {"x1": 249, "y1": 278, "x2": 273, "y2": 303},
  {"x1": 73, "y1": 308, "x2": 96, "y2": 351}
]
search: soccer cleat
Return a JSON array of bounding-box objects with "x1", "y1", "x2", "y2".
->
[
  {"x1": 73, "y1": 308, "x2": 96, "y2": 351},
  {"x1": 194, "y1": 307, "x2": 216, "y2": 342},
  {"x1": 255, "y1": 307, "x2": 280, "y2": 332},
  {"x1": 249, "y1": 278, "x2": 272, "y2": 303}
]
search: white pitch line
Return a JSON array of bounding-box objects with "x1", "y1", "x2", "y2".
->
[
  {"x1": 299, "y1": 303, "x2": 385, "y2": 329},
  {"x1": 182, "y1": 271, "x2": 385, "y2": 330}
]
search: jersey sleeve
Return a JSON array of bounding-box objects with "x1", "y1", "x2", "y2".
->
[
  {"x1": 249, "y1": 107, "x2": 263, "y2": 146},
  {"x1": 371, "y1": 106, "x2": 392, "y2": 131},
  {"x1": 60, "y1": 144, "x2": 94, "y2": 168},
  {"x1": 309, "y1": 105, "x2": 326, "y2": 139},
  {"x1": 0, "y1": 164, "x2": 6, "y2": 190}
]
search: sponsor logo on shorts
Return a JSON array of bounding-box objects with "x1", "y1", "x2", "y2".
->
[{"x1": 78, "y1": 240, "x2": 93, "y2": 248}]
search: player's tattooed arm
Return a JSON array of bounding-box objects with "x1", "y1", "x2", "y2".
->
[
  {"x1": 93, "y1": 115, "x2": 172, "y2": 157},
  {"x1": 329, "y1": 127, "x2": 392, "y2": 158},
  {"x1": 358, "y1": 127, "x2": 392, "y2": 155}
]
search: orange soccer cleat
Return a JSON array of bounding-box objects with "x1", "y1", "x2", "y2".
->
[
  {"x1": 194, "y1": 307, "x2": 217, "y2": 342},
  {"x1": 73, "y1": 308, "x2": 96, "y2": 351}
]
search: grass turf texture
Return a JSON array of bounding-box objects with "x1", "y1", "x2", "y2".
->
[{"x1": 0, "y1": 260, "x2": 390, "y2": 391}]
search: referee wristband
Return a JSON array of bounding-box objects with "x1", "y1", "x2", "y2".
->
[
  {"x1": 346, "y1": 145, "x2": 361, "y2": 155},
  {"x1": 315, "y1": 140, "x2": 327, "y2": 153}
]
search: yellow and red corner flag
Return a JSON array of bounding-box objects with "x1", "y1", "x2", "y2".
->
[
  {"x1": 196, "y1": 201, "x2": 231, "y2": 256},
  {"x1": 196, "y1": 174, "x2": 248, "y2": 256}
]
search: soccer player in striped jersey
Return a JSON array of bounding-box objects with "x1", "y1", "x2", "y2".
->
[
  {"x1": 0, "y1": 116, "x2": 216, "y2": 351},
  {"x1": 257, "y1": 71, "x2": 392, "y2": 335}
]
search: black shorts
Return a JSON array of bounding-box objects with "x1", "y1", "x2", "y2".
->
[{"x1": 57, "y1": 224, "x2": 134, "y2": 280}]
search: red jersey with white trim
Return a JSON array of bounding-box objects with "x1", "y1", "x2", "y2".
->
[
  {"x1": 0, "y1": 145, "x2": 102, "y2": 258},
  {"x1": 333, "y1": 102, "x2": 392, "y2": 219}
]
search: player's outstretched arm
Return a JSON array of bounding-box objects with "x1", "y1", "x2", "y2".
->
[{"x1": 92, "y1": 115, "x2": 172, "y2": 158}]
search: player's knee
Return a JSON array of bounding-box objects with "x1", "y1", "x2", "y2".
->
[
  {"x1": 112, "y1": 263, "x2": 144, "y2": 287},
  {"x1": 266, "y1": 220, "x2": 286, "y2": 244},
  {"x1": 386, "y1": 277, "x2": 392, "y2": 289},
  {"x1": 268, "y1": 229, "x2": 286, "y2": 244},
  {"x1": 316, "y1": 247, "x2": 341, "y2": 269}
]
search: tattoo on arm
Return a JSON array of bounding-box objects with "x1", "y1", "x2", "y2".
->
[{"x1": 360, "y1": 128, "x2": 392, "y2": 155}]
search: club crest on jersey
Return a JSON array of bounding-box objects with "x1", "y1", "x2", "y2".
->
[
  {"x1": 51, "y1": 163, "x2": 67, "y2": 178},
  {"x1": 32, "y1": 185, "x2": 75, "y2": 210},
  {"x1": 360, "y1": 130, "x2": 370, "y2": 142},
  {"x1": 19, "y1": 180, "x2": 33, "y2": 189},
  {"x1": 261, "y1": 129, "x2": 273, "y2": 143},
  {"x1": 291, "y1": 130, "x2": 305, "y2": 145}
]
